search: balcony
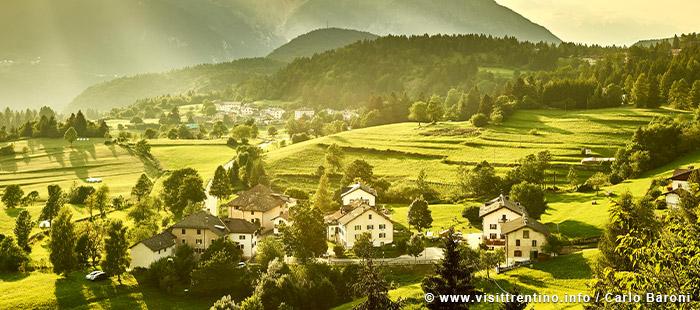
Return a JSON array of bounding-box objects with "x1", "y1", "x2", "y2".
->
[{"x1": 485, "y1": 239, "x2": 506, "y2": 246}]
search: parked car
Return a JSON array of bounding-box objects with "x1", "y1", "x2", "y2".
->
[
  {"x1": 236, "y1": 262, "x2": 246, "y2": 269},
  {"x1": 85, "y1": 270, "x2": 108, "y2": 281}
]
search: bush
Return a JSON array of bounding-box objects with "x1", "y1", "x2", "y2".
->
[
  {"x1": 0, "y1": 237, "x2": 29, "y2": 272},
  {"x1": 291, "y1": 133, "x2": 310, "y2": 143},
  {"x1": 333, "y1": 244, "x2": 345, "y2": 258},
  {"x1": 461, "y1": 205, "x2": 482, "y2": 228},
  {"x1": 470, "y1": 113, "x2": 489, "y2": 127},
  {"x1": 284, "y1": 188, "x2": 309, "y2": 200},
  {"x1": 0, "y1": 144, "x2": 15, "y2": 156},
  {"x1": 146, "y1": 257, "x2": 179, "y2": 293},
  {"x1": 227, "y1": 137, "x2": 238, "y2": 148},
  {"x1": 68, "y1": 185, "x2": 95, "y2": 204}
]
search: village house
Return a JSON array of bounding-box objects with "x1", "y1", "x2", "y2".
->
[
  {"x1": 264, "y1": 107, "x2": 285, "y2": 120},
  {"x1": 215, "y1": 101, "x2": 242, "y2": 113},
  {"x1": 325, "y1": 201, "x2": 394, "y2": 248},
  {"x1": 325, "y1": 183, "x2": 393, "y2": 248},
  {"x1": 663, "y1": 166, "x2": 696, "y2": 208},
  {"x1": 478, "y1": 194, "x2": 549, "y2": 265},
  {"x1": 341, "y1": 183, "x2": 377, "y2": 207},
  {"x1": 240, "y1": 104, "x2": 258, "y2": 117},
  {"x1": 294, "y1": 108, "x2": 315, "y2": 120},
  {"x1": 130, "y1": 211, "x2": 260, "y2": 268},
  {"x1": 226, "y1": 184, "x2": 296, "y2": 234}
]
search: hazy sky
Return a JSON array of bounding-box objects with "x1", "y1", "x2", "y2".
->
[{"x1": 497, "y1": 0, "x2": 700, "y2": 46}]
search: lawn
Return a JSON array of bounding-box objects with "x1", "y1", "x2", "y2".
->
[
  {"x1": 0, "y1": 271, "x2": 214, "y2": 310},
  {"x1": 265, "y1": 107, "x2": 679, "y2": 238},
  {"x1": 333, "y1": 249, "x2": 598, "y2": 310},
  {"x1": 390, "y1": 203, "x2": 480, "y2": 236}
]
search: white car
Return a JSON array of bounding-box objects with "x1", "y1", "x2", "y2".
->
[{"x1": 85, "y1": 270, "x2": 108, "y2": 281}]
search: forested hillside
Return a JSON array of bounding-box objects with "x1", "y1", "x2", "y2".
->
[
  {"x1": 67, "y1": 58, "x2": 285, "y2": 112},
  {"x1": 267, "y1": 28, "x2": 378, "y2": 62}
]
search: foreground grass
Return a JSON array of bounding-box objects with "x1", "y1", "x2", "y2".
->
[
  {"x1": 0, "y1": 271, "x2": 213, "y2": 310},
  {"x1": 333, "y1": 249, "x2": 598, "y2": 310}
]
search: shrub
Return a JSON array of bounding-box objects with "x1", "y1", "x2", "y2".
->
[
  {"x1": 0, "y1": 144, "x2": 15, "y2": 156},
  {"x1": 284, "y1": 188, "x2": 309, "y2": 200},
  {"x1": 227, "y1": 137, "x2": 238, "y2": 148},
  {"x1": 291, "y1": 133, "x2": 310, "y2": 143},
  {"x1": 68, "y1": 186, "x2": 95, "y2": 204},
  {"x1": 470, "y1": 113, "x2": 489, "y2": 127},
  {"x1": 461, "y1": 205, "x2": 482, "y2": 228},
  {"x1": 333, "y1": 244, "x2": 345, "y2": 258}
]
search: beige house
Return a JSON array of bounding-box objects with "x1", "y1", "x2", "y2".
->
[
  {"x1": 479, "y1": 194, "x2": 527, "y2": 248},
  {"x1": 325, "y1": 202, "x2": 393, "y2": 248},
  {"x1": 226, "y1": 185, "x2": 296, "y2": 233},
  {"x1": 502, "y1": 217, "x2": 549, "y2": 265},
  {"x1": 478, "y1": 194, "x2": 549, "y2": 265},
  {"x1": 130, "y1": 211, "x2": 261, "y2": 269},
  {"x1": 341, "y1": 183, "x2": 377, "y2": 207},
  {"x1": 129, "y1": 231, "x2": 176, "y2": 269}
]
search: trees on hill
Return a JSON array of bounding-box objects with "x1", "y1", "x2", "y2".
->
[
  {"x1": 13, "y1": 210, "x2": 32, "y2": 251},
  {"x1": 2, "y1": 184, "x2": 24, "y2": 208},
  {"x1": 162, "y1": 168, "x2": 206, "y2": 219},
  {"x1": 131, "y1": 173, "x2": 154, "y2": 201},
  {"x1": 63, "y1": 127, "x2": 78, "y2": 146},
  {"x1": 41, "y1": 185, "x2": 65, "y2": 223},
  {"x1": 102, "y1": 220, "x2": 130, "y2": 284},
  {"x1": 49, "y1": 207, "x2": 77, "y2": 274},
  {"x1": 509, "y1": 182, "x2": 547, "y2": 219},
  {"x1": 210, "y1": 165, "x2": 233, "y2": 199},
  {"x1": 407, "y1": 197, "x2": 432, "y2": 232}
]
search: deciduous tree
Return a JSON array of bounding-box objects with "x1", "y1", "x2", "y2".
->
[
  {"x1": 102, "y1": 220, "x2": 130, "y2": 284},
  {"x1": 50, "y1": 207, "x2": 77, "y2": 274}
]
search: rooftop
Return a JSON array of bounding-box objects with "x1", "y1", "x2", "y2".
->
[
  {"x1": 500, "y1": 216, "x2": 550, "y2": 235},
  {"x1": 479, "y1": 194, "x2": 527, "y2": 218},
  {"x1": 226, "y1": 184, "x2": 293, "y2": 212}
]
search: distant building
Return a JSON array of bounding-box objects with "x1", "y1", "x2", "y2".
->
[
  {"x1": 240, "y1": 105, "x2": 257, "y2": 117},
  {"x1": 325, "y1": 201, "x2": 393, "y2": 248},
  {"x1": 580, "y1": 157, "x2": 615, "y2": 165},
  {"x1": 294, "y1": 108, "x2": 315, "y2": 120},
  {"x1": 663, "y1": 166, "x2": 697, "y2": 208},
  {"x1": 129, "y1": 231, "x2": 176, "y2": 269},
  {"x1": 215, "y1": 101, "x2": 242, "y2": 113},
  {"x1": 264, "y1": 107, "x2": 285, "y2": 119},
  {"x1": 340, "y1": 183, "x2": 377, "y2": 207}
]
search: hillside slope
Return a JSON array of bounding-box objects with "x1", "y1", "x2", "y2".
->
[
  {"x1": 267, "y1": 28, "x2": 379, "y2": 62},
  {"x1": 67, "y1": 58, "x2": 284, "y2": 112}
]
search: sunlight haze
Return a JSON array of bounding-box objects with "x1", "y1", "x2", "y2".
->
[{"x1": 498, "y1": 0, "x2": 700, "y2": 46}]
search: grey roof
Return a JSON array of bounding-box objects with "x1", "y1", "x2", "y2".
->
[
  {"x1": 171, "y1": 211, "x2": 229, "y2": 237},
  {"x1": 226, "y1": 184, "x2": 292, "y2": 212},
  {"x1": 501, "y1": 216, "x2": 549, "y2": 235},
  {"x1": 478, "y1": 194, "x2": 527, "y2": 218},
  {"x1": 336, "y1": 203, "x2": 391, "y2": 225},
  {"x1": 341, "y1": 183, "x2": 377, "y2": 197},
  {"x1": 132, "y1": 231, "x2": 176, "y2": 251},
  {"x1": 222, "y1": 218, "x2": 260, "y2": 234}
]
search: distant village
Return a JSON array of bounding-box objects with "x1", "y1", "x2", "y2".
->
[{"x1": 199, "y1": 101, "x2": 358, "y2": 125}]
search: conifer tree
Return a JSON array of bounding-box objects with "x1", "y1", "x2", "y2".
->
[
  {"x1": 210, "y1": 165, "x2": 232, "y2": 199},
  {"x1": 102, "y1": 220, "x2": 130, "y2": 284},
  {"x1": 313, "y1": 172, "x2": 333, "y2": 212},
  {"x1": 14, "y1": 210, "x2": 32, "y2": 250},
  {"x1": 49, "y1": 207, "x2": 77, "y2": 274}
]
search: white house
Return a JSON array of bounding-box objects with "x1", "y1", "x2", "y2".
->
[
  {"x1": 340, "y1": 183, "x2": 377, "y2": 207},
  {"x1": 663, "y1": 166, "x2": 696, "y2": 208},
  {"x1": 325, "y1": 202, "x2": 393, "y2": 248},
  {"x1": 264, "y1": 107, "x2": 285, "y2": 120},
  {"x1": 294, "y1": 108, "x2": 315, "y2": 120},
  {"x1": 478, "y1": 194, "x2": 527, "y2": 247},
  {"x1": 270, "y1": 211, "x2": 291, "y2": 235},
  {"x1": 129, "y1": 231, "x2": 176, "y2": 269},
  {"x1": 478, "y1": 194, "x2": 549, "y2": 265},
  {"x1": 223, "y1": 218, "x2": 260, "y2": 258},
  {"x1": 215, "y1": 101, "x2": 242, "y2": 113},
  {"x1": 240, "y1": 105, "x2": 258, "y2": 117}
]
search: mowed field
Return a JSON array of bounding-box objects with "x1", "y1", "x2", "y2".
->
[
  {"x1": 265, "y1": 107, "x2": 682, "y2": 239},
  {"x1": 0, "y1": 138, "x2": 148, "y2": 235}
]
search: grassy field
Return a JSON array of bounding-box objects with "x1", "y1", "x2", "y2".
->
[
  {"x1": 333, "y1": 249, "x2": 598, "y2": 310},
  {"x1": 0, "y1": 271, "x2": 214, "y2": 310},
  {"x1": 390, "y1": 203, "x2": 479, "y2": 235},
  {"x1": 265, "y1": 107, "x2": 680, "y2": 238}
]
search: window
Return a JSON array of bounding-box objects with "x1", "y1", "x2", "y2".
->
[
  {"x1": 501, "y1": 214, "x2": 507, "y2": 221},
  {"x1": 197, "y1": 229, "x2": 201, "y2": 235},
  {"x1": 239, "y1": 235, "x2": 246, "y2": 240},
  {"x1": 500, "y1": 234, "x2": 505, "y2": 239},
  {"x1": 489, "y1": 233, "x2": 497, "y2": 239},
  {"x1": 379, "y1": 224, "x2": 386, "y2": 230},
  {"x1": 532, "y1": 240, "x2": 537, "y2": 247},
  {"x1": 355, "y1": 225, "x2": 362, "y2": 231},
  {"x1": 516, "y1": 239, "x2": 521, "y2": 246},
  {"x1": 196, "y1": 239, "x2": 203, "y2": 245},
  {"x1": 367, "y1": 225, "x2": 374, "y2": 230},
  {"x1": 181, "y1": 229, "x2": 186, "y2": 234},
  {"x1": 238, "y1": 244, "x2": 244, "y2": 249},
  {"x1": 181, "y1": 239, "x2": 186, "y2": 244},
  {"x1": 523, "y1": 230, "x2": 530, "y2": 239},
  {"x1": 489, "y1": 224, "x2": 497, "y2": 230},
  {"x1": 379, "y1": 233, "x2": 386, "y2": 238},
  {"x1": 514, "y1": 250, "x2": 522, "y2": 257},
  {"x1": 251, "y1": 211, "x2": 255, "y2": 215},
  {"x1": 369, "y1": 214, "x2": 373, "y2": 220}
]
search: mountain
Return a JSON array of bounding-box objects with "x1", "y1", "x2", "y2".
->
[
  {"x1": 0, "y1": 0, "x2": 291, "y2": 110},
  {"x1": 282, "y1": 0, "x2": 561, "y2": 44},
  {"x1": 2, "y1": 0, "x2": 560, "y2": 111},
  {"x1": 267, "y1": 28, "x2": 379, "y2": 62}
]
